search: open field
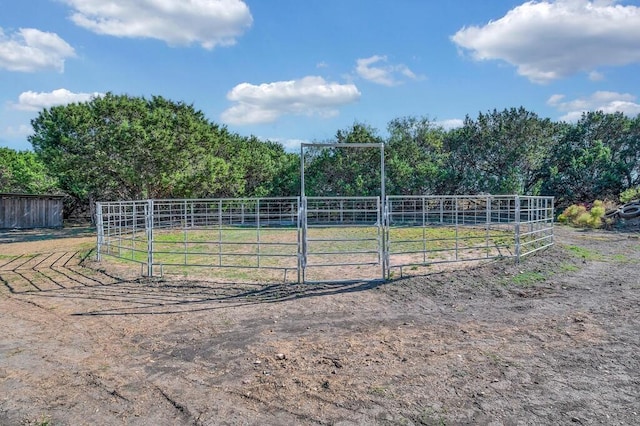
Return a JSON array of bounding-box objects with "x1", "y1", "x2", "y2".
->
[
  {"x1": 0, "y1": 225, "x2": 639, "y2": 425},
  {"x1": 99, "y1": 224, "x2": 518, "y2": 283}
]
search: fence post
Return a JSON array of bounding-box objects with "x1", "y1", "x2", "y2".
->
[
  {"x1": 96, "y1": 202, "x2": 103, "y2": 261},
  {"x1": 257, "y1": 199, "x2": 261, "y2": 268},
  {"x1": 515, "y1": 195, "x2": 521, "y2": 263},
  {"x1": 296, "y1": 197, "x2": 302, "y2": 284},
  {"x1": 300, "y1": 197, "x2": 307, "y2": 283},
  {"x1": 378, "y1": 197, "x2": 384, "y2": 280},
  {"x1": 383, "y1": 197, "x2": 390, "y2": 280},
  {"x1": 485, "y1": 196, "x2": 491, "y2": 258},
  {"x1": 146, "y1": 199, "x2": 154, "y2": 277},
  {"x1": 550, "y1": 197, "x2": 555, "y2": 245}
]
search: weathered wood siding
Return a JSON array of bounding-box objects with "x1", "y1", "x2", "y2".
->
[{"x1": 0, "y1": 194, "x2": 64, "y2": 229}]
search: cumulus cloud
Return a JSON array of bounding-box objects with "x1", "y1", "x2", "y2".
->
[
  {"x1": 62, "y1": 0, "x2": 252, "y2": 49},
  {"x1": 269, "y1": 138, "x2": 308, "y2": 152},
  {"x1": 4, "y1": 124, "x2": 32, "y2": 137},
  {"x1": 451, "y1": 0, "x2": 640, "y2": 83},
  {"x1": 0, "y1": 27, "x2": 76, "y2": 72},
  {"x1": 12, "y1": 88, "x2": 104, "y2": 111},
  {"x1": 436, "y1": 119, "x2": 464, "y2": 130},
  {"x1": 355, "y1": 55, "x2": 423, "y2": 86},
  {"x1": 221, "y1": 76, "x2": 361, "y2": 125},
  {"x1": 548, "y1": 90, "x2": 640, "y2": 121}
]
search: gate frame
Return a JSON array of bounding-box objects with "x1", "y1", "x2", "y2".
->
[{"x1": 300, "y1": 143, "x2": 387, "y2": 280}]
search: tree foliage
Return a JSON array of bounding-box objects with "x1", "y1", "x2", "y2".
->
[
  {"x1": 303, "y1": 123, "x2": 385, "y2": 196},
  {"x1": 442, "y1": 108, "x2": 556, "y2": 195},
  {"x1": 0, "y1": 148, "x2": 57, "y2": 194},
  {"x1": 6, "y1": 93, "x2": 637, "y2": 217},
  {"x1": 386, "y1": 116, "x2": 447, "y2": 195},
  {"x1": 541, "y1": 111, "x2": 639, "y2": 206},
  {"x1": 28, "y1": 93, "x2": 294, "y2": 215}
]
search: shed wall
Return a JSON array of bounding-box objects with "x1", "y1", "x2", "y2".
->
[{"x1": 0, "y1": 194, "x2": 64, "y2": 229}]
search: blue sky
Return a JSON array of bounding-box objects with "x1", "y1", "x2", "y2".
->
[{"x1": 1, "y1": 0, "x2": 640, "y2": 152}]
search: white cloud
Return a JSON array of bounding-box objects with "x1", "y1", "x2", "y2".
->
[
  {"x1": 547, "y1": 94, "x2": 566, "y2": 106},
  {"x1": 588, "y1": 71, "x2": 605, "y2": 81},
  {"x1": 221, "y1": 76, "x2": 361, "y2": 125},
  {"x1": 548, "y1": 91, "x2": 640, "y2": 121},
  {"x1": 268, "y1": 138, "x2": 308, "y2": 152},
  {"x1": 355, "y1": 55, "x2": 424, "y2": 86},
  {"x1": 436, "y1": 119, "x2": 464, "y2": 130},
  {"x1": 451, "y1": 0, "x2": 640, "y2": 83},
  {"x1": 62, "y1": 0, "x2": 252, "y2": 49},
  {"x1": 4, "y1": 124, "x2": 32, "y2": 137},
  {"x1": 0, "y1": 27, "x2": 76, "y2": 72},
  {"x1": 12, "y1": 89, "x2": 104, "y2": 111}
]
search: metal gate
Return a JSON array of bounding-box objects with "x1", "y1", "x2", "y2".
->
[
  {"x1": 96, "y1": 195, "x2": 554, "y2": 283},
  {"x1": 300, "y1": 197, "x2": 384, "y2": 282}
]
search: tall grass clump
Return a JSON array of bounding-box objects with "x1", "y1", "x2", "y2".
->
[
  {"x1": 619, "y1": 186, "x2": 640, "y2": 204},
  {"x1": 558, "y1": 200, "x2": 605, "y2": 228}
]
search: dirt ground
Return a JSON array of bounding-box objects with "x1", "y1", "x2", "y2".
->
[{"x1": 0, "y1": 225, "x2": 639, "y2": 425}]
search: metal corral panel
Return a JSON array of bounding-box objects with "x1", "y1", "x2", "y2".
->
[{"x1": 0, "y1": 193, "x2": 64, "y2": 229}]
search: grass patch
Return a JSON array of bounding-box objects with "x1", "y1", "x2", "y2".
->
[
  {"x1": 565, "y1": 245, "x2": 604, "y2": 261},
  {"x1": 511, "y1": 271, "x2": 546, "y2": 286},
  {"x1": 31, "y1": 415, "x2": 52, "y2": 426},
  {"x1": 612, "y1": 253, "x2": 630, "y2": 262},
  {"x1": 368, "y1": 385, "x2": 387, "y2": 396},
  {"x1": 559, "y1": 263, "x2": 580, "y2": 272},
  {"x1": 417, "y1": 408, "x2": 447, "y2": 426},
  {"x1": 98, "y1": 225, "x2": 515, "y2": 281}
]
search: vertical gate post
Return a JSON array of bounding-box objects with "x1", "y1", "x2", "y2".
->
[
  {"x1": 378, "y1": 197, "x2": 384, "y2": 280},
  {"x1": 96, "y1": 202, "x2": 103, "y2": 261},
  {"x1": 257, "y1": 199, "x2": 261, "y2": 268},
  {"x1": 485, "y1": 196, "x2": 491, "y2": 258},
  {"x1": 383, "y1": 197, "x2": 390, "y2": 280},
  {"x1": 146, "y1": 199, "x2": 154, "y2": 276},
  {"x1": 300, "y1": 197, "x2": 308, "y2": 283},
  {"x1": 550, "y1": 197, "x2": 555, "y2": 245},
  {"x1": 296, "y1": 197, "x2": 302, "y2": 284},
  {"x1": 514, "y1": 195, "x2": 521, "y2": 263}
]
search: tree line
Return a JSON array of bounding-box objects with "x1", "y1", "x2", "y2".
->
[{"x1": 1, "y1": 93, "x2": 638, "y2": 218}]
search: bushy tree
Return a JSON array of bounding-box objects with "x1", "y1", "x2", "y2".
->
[
  {"x1": 541, "y1": 111, "x2": 639, "y2": 207},
  {"x1": 385, "y1": 116, "x2": 447, "y2": 195},
  {"x1": 443, "y1": 108, "x2": 556, "y2": 195},
  {"x1": 303, "y1": 123, "x2": 385, "y2": 196},
  {"x1": 30, "y1": 94, "x2": 239, "y2": 213},
  {"x1": 0, "y1": 147, "x2": 58, "y2": 194}
]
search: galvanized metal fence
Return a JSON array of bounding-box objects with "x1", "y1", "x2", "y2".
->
[
  {"x1": 96, "y1": 195, "x2": 554, "y2": 282},
  {"x1": 385, "y1": 195, "x2": 554, "y2": 277}
]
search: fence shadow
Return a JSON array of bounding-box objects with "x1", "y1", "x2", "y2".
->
[
  {"x1": 0, "y1": 249, "x2": 126, "y2": 294},
  {"x1": 0, "y1": 226, "x2": 95, "y2": 244},
  {"x1": 1, "y1": 250, "x2": 389, "y2": 316}
]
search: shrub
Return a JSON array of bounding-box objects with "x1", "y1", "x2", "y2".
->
[
  {"x1": 590, "y1": 200, "x2": 605, "y2": 218},
  {"x1": 620, "y1": 186, "x2": 640, "y2": 204},
  {"x1": 559, "y1": 200, "x2": 605, "y2": 228}
]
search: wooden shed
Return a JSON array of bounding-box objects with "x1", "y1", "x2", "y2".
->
[{"x1": 0, "y1": 193, "x2": 64, "y2": 229}]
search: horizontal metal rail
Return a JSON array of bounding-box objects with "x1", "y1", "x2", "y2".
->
[{"x1": 96, "y1": 194, "x2": 554, "y2": 282}]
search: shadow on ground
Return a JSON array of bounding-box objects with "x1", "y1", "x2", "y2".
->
[
  {"x1": 0, "y1": 226, "x2": 95, "y2": 243},
  {"x1": 0, "y1": 249, "x2": 394, "y2": 316}
]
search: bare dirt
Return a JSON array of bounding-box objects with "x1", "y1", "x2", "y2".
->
[{"x1": 1, "y1": 225, "x2": 639, "y2": 425}]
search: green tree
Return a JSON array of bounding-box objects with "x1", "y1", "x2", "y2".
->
[
  {"x1": 442, "y1": 107, "x2": 556, "y2": 195},
  {"x1": 0, "y1": 147, "x2": 58, "y2": 194},
  {"x1": 303, "y1": 123, "x2": 384, "y2": 196},
  {"x1": 542, "y1": 111, "x2": 639, "y2": 206},
  {"x1": 224, "y1": 135, "x2": 300, "y2": 197},
  {"x1": 29, "y1": 93, "x2": 242, "y2": 215},
  {"x1": 385, "y1": 116, "x2": 447, "y2": 195}
]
